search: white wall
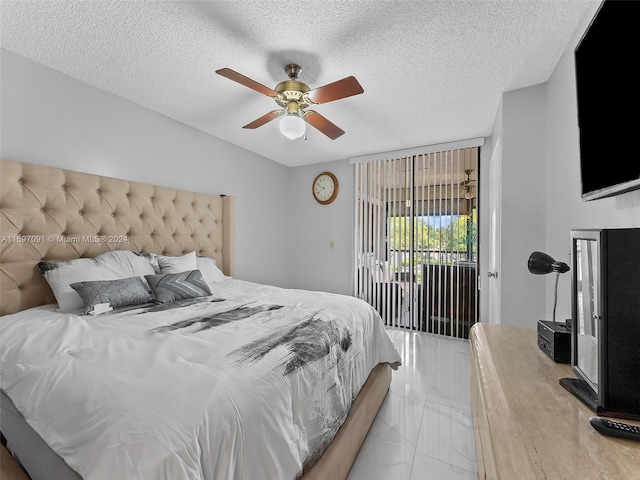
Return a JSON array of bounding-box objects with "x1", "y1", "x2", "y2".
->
[
  {"x1": 0, "y1": 50, "x2": 292, "y2": 288},
  {"x1": 492, "y1": 0, "x2": 640, "y2": 329},
  {"x1": 500, "y1": 83, "x2": 549, "y2": 328},
  {"x1": 288, "y1": 159, "x2": 354, "y2": 295},
  {"x1": 544, "y1": 3, "x2": 640, "y2": 322}
]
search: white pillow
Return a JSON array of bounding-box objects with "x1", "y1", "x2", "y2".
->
[
  {"x1": 196, "y1": 256, "x2": 230, "y2": 285},
  {"x1": 157, "y1": 251, "x2": 197, "y2": 274},
  {"x1": 38, "y1": 250, "x2": 156, "y2": 312},
  {"x1": 138, "y1": 252, "x2": 161, "y2": 274}
]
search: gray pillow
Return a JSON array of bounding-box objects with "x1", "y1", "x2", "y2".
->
[
  {"x1": 145, "y1": 270, "x2": 212, "y2": 303},
  {"x1": 70, "y1": 276, "x2": 154, "y2": 314}
]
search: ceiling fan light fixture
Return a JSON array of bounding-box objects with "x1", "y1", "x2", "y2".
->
[
  {"x1": 217, "y1": 65, "x2": 363, "y2": 140},
  {"x1": 279, "y1": 113, "x2": 306, "y2": 139}
]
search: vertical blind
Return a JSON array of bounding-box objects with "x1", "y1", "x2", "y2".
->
[{"x1": 354, "y1": 145, "x2": 479, "y2": 338}]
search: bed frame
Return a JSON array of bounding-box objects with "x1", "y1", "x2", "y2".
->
[{"x1": 0, "y1": 158, "x2": 391, "y2": 480}]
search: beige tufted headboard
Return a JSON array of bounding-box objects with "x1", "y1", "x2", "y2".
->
[{"x1": 0, "y1": 158, "x2": 235, "y2": 316}]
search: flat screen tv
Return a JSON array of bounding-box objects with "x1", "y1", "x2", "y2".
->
[{"x1": 574, "y1": 0, "x2": 640, "y2": 201}]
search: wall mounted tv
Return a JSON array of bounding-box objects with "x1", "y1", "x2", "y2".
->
[{"x1": 575, "y1": 0, "x2": 640, "y2": 201}]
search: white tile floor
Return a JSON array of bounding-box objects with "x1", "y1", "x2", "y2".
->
[{"x1": 348, "y1": 327, "x2": 477, "y2": 480}]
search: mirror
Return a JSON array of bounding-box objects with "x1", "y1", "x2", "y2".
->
[{"x1": 575, "y1": 238, "x2": 599, "y2": 391}]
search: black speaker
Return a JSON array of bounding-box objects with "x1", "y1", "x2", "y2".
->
[{"x1": 561, "y1": 228, "x2": 640, "y2": 420}]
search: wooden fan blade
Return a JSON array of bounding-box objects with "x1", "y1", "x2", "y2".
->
[
  {"x1": 243, "y1": 110, "x2": 283, "y2": 129},
  {"x1": 304, "y1": 111, "x2": 345, "y2": 140},
  {"x1": 306, "y1": 76, "x2": 364, "y2": 104},
  {"x1": 216, "y1": 68, "x2": 279, "y2": 98}
]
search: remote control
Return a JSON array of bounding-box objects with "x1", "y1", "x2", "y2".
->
[{"x1": 589, "y1": 416, "x2": 640, "y2": 442}]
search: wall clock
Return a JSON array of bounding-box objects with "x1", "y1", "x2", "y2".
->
[{"x1": 312, "y1": 171, "x2": 339, "y2": 205}]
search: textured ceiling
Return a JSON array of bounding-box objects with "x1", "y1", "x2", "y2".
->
[{"x1": 0, "y1": 1, "x2": 595, "y2": 167}]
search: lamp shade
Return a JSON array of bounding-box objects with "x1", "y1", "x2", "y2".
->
[
  {"x1": 527, "y1": 251, "x2": 570, "y2": 275},
  {"x1": 279, "y1": 115, "x2": 306, "y2": 139}
]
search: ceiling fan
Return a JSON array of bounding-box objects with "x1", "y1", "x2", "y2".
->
[
  {"x1": 460, "y1": 169, "x2": 476, "y2": 199},
  {"x1": 216, "y1": 64, "x2": 364, "y2": 140}
]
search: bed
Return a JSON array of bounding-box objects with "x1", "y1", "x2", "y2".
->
[{"x1": 0, "y1": 158, "x2": 402, "y2": 480}]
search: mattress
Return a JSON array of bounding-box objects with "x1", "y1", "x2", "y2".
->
[{"x1": 0, "y1": 279, "x2": 401, "y2": 480}]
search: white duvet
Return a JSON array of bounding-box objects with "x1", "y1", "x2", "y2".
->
[{"x1": 0, "y1": 279, "x2": 401, "y2": 480}]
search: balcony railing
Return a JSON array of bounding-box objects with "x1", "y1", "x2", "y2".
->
[{"x1": 358, "y1": 249, "x2": 478, "y2": 339}]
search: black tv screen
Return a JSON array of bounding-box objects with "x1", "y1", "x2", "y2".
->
[{"x1": 575, "y1": 0, "x2": 640, "y2": 201}]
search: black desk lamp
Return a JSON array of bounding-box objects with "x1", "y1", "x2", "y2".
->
[{"x1": 527, "y1": 251, "x2": 570, "y2": 324}]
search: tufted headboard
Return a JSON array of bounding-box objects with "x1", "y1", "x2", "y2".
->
[{"x1": 0, "y1": 158, "x2": 235, "y2": 316}]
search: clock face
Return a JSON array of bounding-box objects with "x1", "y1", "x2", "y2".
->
[{"x1": 313, "y1": 172, "x2": 339, "y2": 204}]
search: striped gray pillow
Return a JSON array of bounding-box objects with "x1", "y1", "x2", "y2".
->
[{"x1": 145, "y1": 270, "x2": 212, "y2": 303}]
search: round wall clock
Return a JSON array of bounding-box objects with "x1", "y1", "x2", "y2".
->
[{"x1": 312, "y1": 171, "x2": 339, "y2": 205}]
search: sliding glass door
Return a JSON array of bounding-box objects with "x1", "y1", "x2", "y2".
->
[{"x1": 354, "y1": 147, "x2": 479, "y2": 339}]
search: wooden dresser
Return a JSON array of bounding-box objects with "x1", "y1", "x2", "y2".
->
[{"x1": 470, "y1": 323, "x2": 640, "y2": 480}]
